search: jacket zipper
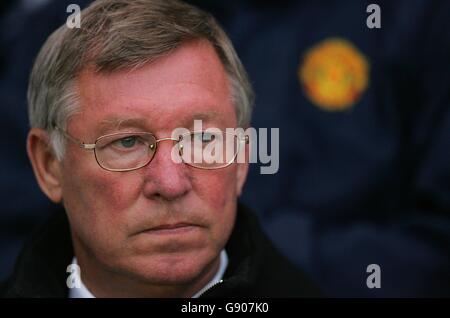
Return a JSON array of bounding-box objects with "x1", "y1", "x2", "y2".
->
[{"x1": 197, "y1": 279, "x2": 224, "y2": 298}]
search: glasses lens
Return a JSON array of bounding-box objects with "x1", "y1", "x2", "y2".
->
[
  {"x1": 179, "y1": 130, "x2": 239, "y2": 169},
  {"x1": 94, "y1": 132, "x2": 157, "y2": 171}
]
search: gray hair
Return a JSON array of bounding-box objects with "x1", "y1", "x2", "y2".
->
[{"x1": 28, "y1": 0, "x2": 254, "y2": 160}]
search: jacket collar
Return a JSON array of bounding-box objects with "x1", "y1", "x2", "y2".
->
[{"x1": 5, "y1": 206, "x2": 73, "y2": 297}]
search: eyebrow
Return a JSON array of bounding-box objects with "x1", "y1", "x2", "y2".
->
[
  {"x1": 97, "y1": 117, "x2": 149, "y2": 133},
  {"x1": 96, "y1": 110, "x2": 221, "y2": 134},
  {"x1": 181, "y1": 111, "x2": 221, "y2": 128}
]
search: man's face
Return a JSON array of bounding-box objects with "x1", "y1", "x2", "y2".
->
[{"x1": 59, "y1": 40, "x2": 248, "y2": 286}]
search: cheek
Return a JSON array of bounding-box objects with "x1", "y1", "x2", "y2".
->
[
  {"x1": 194, "y1": 167, "x2": 238, "y2": 209},
  {"x1": 64, "y1": 169, "x2": 140, "y2": 214},
  {"x1": 193, "y1": 167, "x2": 238, "y2": 244},
  {"x1": 60, "y1": 152, "x2": 142, "y2": 244}
]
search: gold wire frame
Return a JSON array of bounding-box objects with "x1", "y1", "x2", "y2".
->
[{"x1": 55, "y1": 126, "x2": 249, "y2": 172}]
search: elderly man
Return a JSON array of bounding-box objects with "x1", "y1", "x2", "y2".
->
[{"x1": 1, "y1": 0, "x2": 319, "y2": 297}]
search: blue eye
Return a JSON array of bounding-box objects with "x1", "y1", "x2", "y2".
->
[
  {"x1": 197, "y1": 132, "x2": 215, "y2": 142},
  {"x1": 119, "y1": 136, "x2": 137, "y2": 148}
]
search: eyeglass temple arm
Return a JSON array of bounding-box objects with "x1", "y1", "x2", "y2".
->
[{"x1": 54, "y1": 126, "x2": 96, "y2": 150}]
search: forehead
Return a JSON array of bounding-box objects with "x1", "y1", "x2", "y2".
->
[{"x1": 74, "y1": 40, "x2": 236, "y2": 133}]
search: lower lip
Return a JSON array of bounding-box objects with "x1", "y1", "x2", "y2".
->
[{"x1": 141, "y1": 225, "x2": 198, "y2": 236}]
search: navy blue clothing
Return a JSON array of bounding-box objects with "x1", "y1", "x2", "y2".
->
[
  {"x1": 1, "y1": 0, "x2": 449, "y2": 296},
  {"x1": 189, "y1": 0, "x2": 450, "y2": 296}
]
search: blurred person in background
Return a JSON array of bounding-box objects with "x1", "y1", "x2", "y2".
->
[
  {"x1": 1, "y1": 0, "x2": 449, "y2": 297},
  {"x1": 0, "y1": 0, "x2": 91, "y2": 281},
  {"x1": 189, "y1": 0, "x2": 450, "y2": 297}
]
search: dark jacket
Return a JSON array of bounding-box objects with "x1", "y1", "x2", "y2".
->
[{"x1": 1, "y1": 203, "x2": 321, "y2": 298}]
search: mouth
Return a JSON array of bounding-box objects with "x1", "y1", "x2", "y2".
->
[{"x1": 139, "y1": 223, "x2": 199, "y2": 235}]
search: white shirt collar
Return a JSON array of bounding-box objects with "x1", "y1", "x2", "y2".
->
[
  {"x1": 192, "y1": 249, "x2": 228, "y2": 298},
  {"x1": 69, "y1": 250, "x2": 228, "y2": 298}
]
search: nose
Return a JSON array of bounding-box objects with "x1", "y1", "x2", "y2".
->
[{"x1": 141, "y1": 139, "x2": 192, "y2": 201}]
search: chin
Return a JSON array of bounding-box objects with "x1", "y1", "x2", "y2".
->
[{"x1": 122, "y1": 250, "x2": 217, "y2": 285}]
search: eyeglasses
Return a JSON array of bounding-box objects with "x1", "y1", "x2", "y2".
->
[{"x1": 55, "y1": 126, "x2": 249, "y2": 172}]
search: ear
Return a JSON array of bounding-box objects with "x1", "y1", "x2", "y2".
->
[
  {"x1": 235, "y1": 139, "x2": 250, "y2": 197},
  {"x1": 26, "y1": 128, "x2": 63, "y2": 203}
]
